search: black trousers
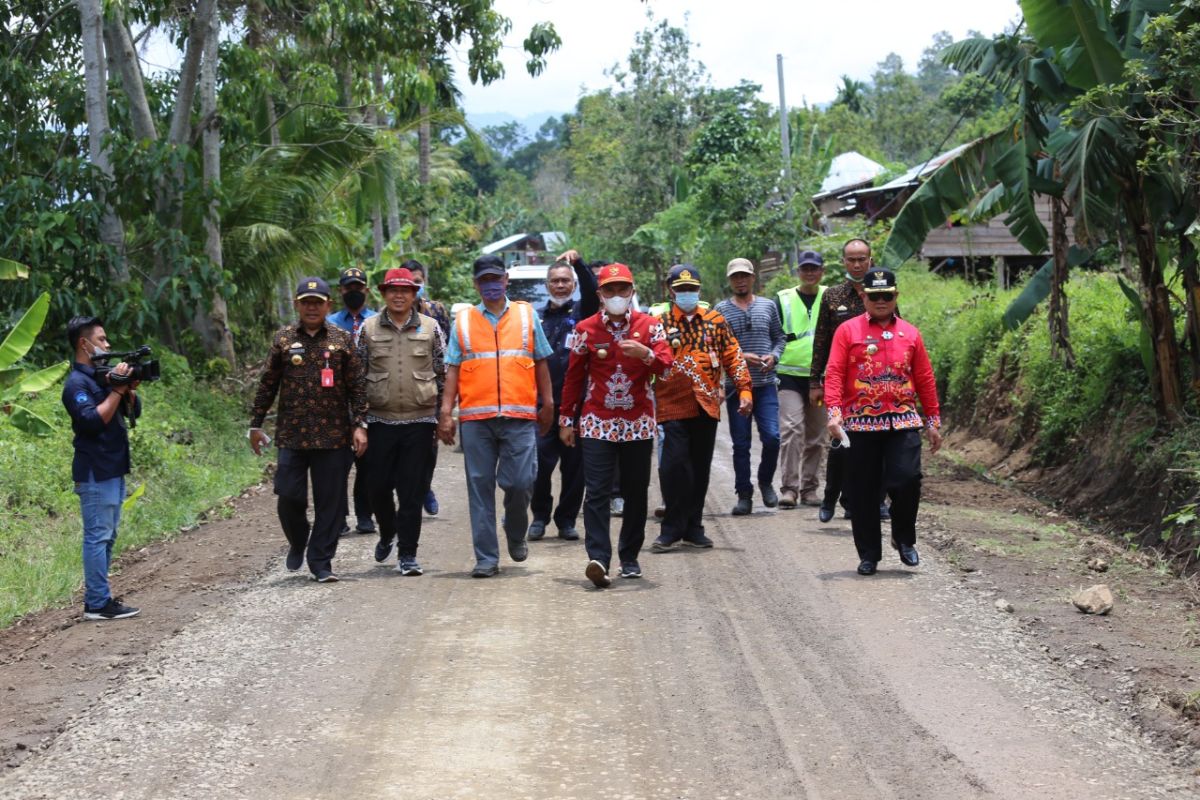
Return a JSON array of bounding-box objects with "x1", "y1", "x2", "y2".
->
[
  {"x1": 531, "y1": 424, "x2": 584, "y2": 531},
  {"x1": 366, "y1": 422, "x2": 436, "y2": 558},
  {"x1": 824, "y1": 441, "x2": 886, "y2": 512},
  {"x1": 581, "y1": 437, "x2": 653, "y2": 569},
  {"x1": 659, "y1": 415, "x2": 719, "y2": 543},
  {"x1": 423, "y1": 437, "x2": 439, "y2": 498},
  {"x1": 275, "y1": 447, "x2": 347, "y2": 576},
  {"x1": 846, "y1": 428, "x2": 923, "y2": 562},
  {"x1": 339, "y1": 449, "x2": 372, "y2": 524}
]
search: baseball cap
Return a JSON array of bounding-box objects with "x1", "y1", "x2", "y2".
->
[
  {"x1": 597, "y1": 263, "x2": 635, "y2": 287},
  {"x1": 797, "y1": 250, "x2": 825, "y2": 269},
  {"x1": 726, "y1": 258, "x2": 755, "y2": 277},
  {"x1": 473, "y1": 254, "x2": 507, "y2": 278},
  {"x1": 339, "y1": 267, "x2": 368, "y2": 286},
  {"x1": 378, "y1": 268, "x2": 418, "y2": 290},
  {"x1": 295, "y1": 277, "x2": 331, "y2": 300},
  {"x1": 667, "y1": 263, "x2": 702, "y2": 288},
  {"x1": 862, "y1": 268, "x2": 897, "y2": 293}
]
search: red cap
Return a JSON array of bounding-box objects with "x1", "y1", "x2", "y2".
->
[
  {"x1": 378, "y1": 268, "x2": 418, "y2": 290},
  {"x1": 597, "y1": 263, "x2": 634, "y2": 287}
]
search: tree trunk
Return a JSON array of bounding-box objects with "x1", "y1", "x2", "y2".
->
[
  {"x1": 1048, "y1": 196, "x2": 1075, "y2": 369},
  {"x1": 102, "y1": 13, "x2": 157, "y2": 142},
  {"x1": 1180, "y1": 232, "x2": 1200, "y2": 396},
  {"x1": 194, "y1": 8, "x2": 236, "y2": 367},
  {"x1": 418, "y1": 104, "x2": 431, "y2": 243},
  {"x1": 375, "y1": 64, "x2": 402, "y2": 245},
  {"x1": 245, "y1": 0, "x2": 280, "y2": 148},
  {"x1": 76, "y1": 0, "x2": 129, "y2": 282},
  {"x1": 1126, "y1": 191, "x2": 1184, "y2": 423},
  {"x1": 364, "y1": 95, "x2": 384, "y2": 261}
]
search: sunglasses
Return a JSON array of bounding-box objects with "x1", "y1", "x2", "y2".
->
[{"x1": 867, "y1": 292, "x2": 896, "y2": 302}]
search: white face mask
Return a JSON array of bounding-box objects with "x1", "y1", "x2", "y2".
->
[
  {"x1": 603, "y1": 295, "x2": 631, "y2": 316},
  {"x1": 548, "y1": 296, "x2": 570, "y2": 308}
]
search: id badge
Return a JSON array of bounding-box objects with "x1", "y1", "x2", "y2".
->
[
  {"x1": 709, "y1": 352, "x2": 719, "y2": 369},
  {"x1": 320, "y1": 368, "x2": 334, "y2": 388}
]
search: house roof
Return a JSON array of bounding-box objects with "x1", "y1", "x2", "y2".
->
[
  {"x1": 814, "y1": 152, "x2": 887, "y2": 200},
  {"x1": 844, "y1": 141, "x2": 976, "y2": 198}
]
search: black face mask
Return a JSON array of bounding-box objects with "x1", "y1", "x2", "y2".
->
[{"x1": 343, "y1": 290, "x2": 366, "y2": 310}]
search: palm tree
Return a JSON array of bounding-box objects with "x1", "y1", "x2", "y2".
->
[{"x1": 833, "y1": 76, "x2": 867, "y2": 114}]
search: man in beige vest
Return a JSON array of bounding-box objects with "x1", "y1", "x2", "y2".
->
[{"x1": 361, "y1": 267, "x2": 445, "y2": 576}]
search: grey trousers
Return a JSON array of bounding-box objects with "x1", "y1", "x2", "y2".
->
[
  {"x1": 778, "y1": 387, "x2": 828, "y2": 499},
  {"x1": 460, "y1": 417, "x2": 537, "y2": 568}
]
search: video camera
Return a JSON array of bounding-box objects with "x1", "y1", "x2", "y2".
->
[{"x1": 93, "y1": 345, "x2": 161, "y2": 386}]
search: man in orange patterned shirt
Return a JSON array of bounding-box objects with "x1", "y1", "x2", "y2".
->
[{"x1": 650, "y1": 264, "x2": 752, "y2": 552}]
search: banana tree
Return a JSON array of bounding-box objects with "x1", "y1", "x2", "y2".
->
[{"x1": 1, "y1": 292, "x2": 71, "y2": 436}]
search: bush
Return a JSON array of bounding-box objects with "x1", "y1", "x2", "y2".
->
[{"x1": 0, "y1": 359, "x2": 264, "y2": 627}]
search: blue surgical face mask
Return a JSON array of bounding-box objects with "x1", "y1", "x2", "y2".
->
[
  {"x1": 674, "y1": 291, "x2": 701, "y2": 312},
  {"x1": 479, "y1": 281, "x2": 506, "y2": 302},
  {"x1": 415, "y1": 285, "x2": 426, "y2": 300}
]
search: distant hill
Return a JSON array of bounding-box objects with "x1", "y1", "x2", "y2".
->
[{"x1": 465, "y1": 111, "x2": 567, "y2": 137}]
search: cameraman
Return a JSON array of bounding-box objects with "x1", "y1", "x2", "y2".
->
[{"x1": 61, "y1": 315, "x2": 141, "y2": 621}]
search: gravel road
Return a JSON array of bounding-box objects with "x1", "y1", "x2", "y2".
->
[{"x1": 2, "y1": 443, "x2": 1196, "y2": 799}]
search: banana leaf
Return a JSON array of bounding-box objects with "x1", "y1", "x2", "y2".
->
[
  {"x1": 1019, "y1": 0, "x2": 1124, "y2": 88},
  {"x1": 0, "y1": 360, "x2": 70, "y2": 401},
  {"x1": 0, "y1": 292, "x2": 51, "y2": 370},
  {"x1": 1003, "y1": 260, "x2": 1053, "y2": 330},
  {"x1": 0, "y1": 258, "x2": 30, "y2": 280},
  {"x1": 121, "y1": 482, "x2": 146, "y2": 514},
  {"x1": 1117, "y1": 274, "x2": 1154, "y2": 379},
  {"x1": 7, "y1": 404, "x2": 55, "y2": 436}
]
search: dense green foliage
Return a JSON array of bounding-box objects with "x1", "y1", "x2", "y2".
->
[{"x1": 0, "y1": 357, "x2": 263, "y2": 626}]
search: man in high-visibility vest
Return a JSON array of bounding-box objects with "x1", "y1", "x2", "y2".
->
[
  {"x1": 775, "y1": 250, "x2": 828, "y2": 508},
  {"x1": 437, "y1": 255, "x2": 556, "y2": 578}
]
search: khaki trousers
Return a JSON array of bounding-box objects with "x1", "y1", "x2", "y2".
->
[{"x1": 778, "y1": 386, "x2": 828, "y2": 499}]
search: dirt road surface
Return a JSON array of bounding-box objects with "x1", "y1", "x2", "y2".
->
[{"x1": 2, "y1": 440, "x2": 1198, "y2": 799}]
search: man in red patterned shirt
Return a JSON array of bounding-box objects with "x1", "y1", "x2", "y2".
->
[
  {"x1": 560, "y1": 264, "x2": 673, "y2": 587},
  {"x1": 824, "y1": 268, "x2": 943, "y2": 576}
]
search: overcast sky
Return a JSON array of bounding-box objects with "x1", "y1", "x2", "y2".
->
[{"x1": 454, "y1": 0, "x2": 1022, "y2": 116}]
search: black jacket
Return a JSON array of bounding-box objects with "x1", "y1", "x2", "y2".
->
[{"x1": 539, "y1": 257, "x2": 599, "y2": 406}]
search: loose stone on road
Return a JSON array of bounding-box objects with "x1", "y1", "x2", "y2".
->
[{"x1": 1, "y1": 445, "x2": 1195, "y2": 799}]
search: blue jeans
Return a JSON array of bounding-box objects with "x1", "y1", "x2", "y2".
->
[
  {"x1": 460, "y1": 418, "x2": 537, "y2": 568},
  {"x1": 75, "y1": 474, "x2": 125, "y2": 610},
  {"x1": 725, "y1": 383, "x2": 781, "y2": 496}
]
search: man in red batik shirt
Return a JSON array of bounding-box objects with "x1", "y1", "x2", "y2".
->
[
  {"x1": 560, "y1": 263, "x2": 673, "y2": 588},
  {"x1": 824, "y1": 268, "x2": 943, "y2": 576}
]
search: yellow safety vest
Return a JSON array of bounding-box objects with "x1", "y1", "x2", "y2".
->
[{"x1": 777, "y1": 285, "x2": 825, "y2": 377}]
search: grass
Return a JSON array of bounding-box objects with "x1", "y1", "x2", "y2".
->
[{"x1": 0, "y1": 351, "x2": 264, "y2": 628}]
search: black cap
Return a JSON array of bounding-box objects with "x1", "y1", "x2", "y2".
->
[
  {"x1": 473, "y1": 254, "x2": 507, "y2": 278},
  {"x1": 295, "y1": 276, "x2": 331, "y2": 299},
  {"x1": 339, "y1": 267, "x2": 368, "y2": 286},
  {"x1": 667, "y1": 263, "x2": 702, "y2": 288},
  {"x1": 797, "y1": 250, "x2": 825, "y2": 268},
  {"x1": 862, "y1": 268, "x2": 897, "y2": 293}
]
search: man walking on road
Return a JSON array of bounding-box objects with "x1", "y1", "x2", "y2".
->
[
  {"x1": 437, "y1": 255, "x2": 555, "y2": 578},
  {"x1": 775, "y1": 251, "x2": 828, "y2": 508},
  {"x1": 327, "y1": 266, "x2": 377, "y2": 536},
  {"x1": 809, "y1": 238, "x2": 889, "y2": 524},
  {"x1": 250, "y1": 277, "x2": 368, "y2": 583},
  {"x1": 529, "y1": 253, "x2": 599, "y2": 543},
  {"x1": 824, "y1": 268, "x2": 942, "y2": 575},
  {"x1": 360, "y1": 268, "x2": 444, "y2": 576},
  {"x1": 715, "y1": 257, "x2": 785, "y2": 515},
  {"x1": 560, "y1": 263, "x2": 673, "y2": 587},
  {"x1": 403, "y1": 259, "x2": 449, "y2": 518},
  {"x1": 650, "y1": 264, "x2": 752, "y2": 553}
]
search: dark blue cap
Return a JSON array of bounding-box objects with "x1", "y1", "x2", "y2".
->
[
  {"x1": 667, "y1": 263, "x2": 702, "y2": 288},
  {"x1": 862, "y1": 268, "x2": 897, "y2": 293},
  {"x1": 295, "y1": 276, "x2": 331, "y2": 299},
  {"x1": 797, "y1": 250, "x2": 825, "y2": 268},
  {"x1": 473, "y1": 254, "x2": 507, "y2": 278},
  {"x1": 339, "y1": 267, "x2": 368, "y2": 286}
]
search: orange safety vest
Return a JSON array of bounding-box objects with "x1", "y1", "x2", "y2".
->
[{"x1": 456, "y1": 302, "x2": 538, "y2": 421}]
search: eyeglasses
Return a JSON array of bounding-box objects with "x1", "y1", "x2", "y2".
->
[{"x1": 867, "y1": 292, "x2": 896, "y2": 302}]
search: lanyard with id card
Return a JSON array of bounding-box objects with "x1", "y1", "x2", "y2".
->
[{"x1": 321, "y1": 349, "x2": 334, "y2": 388}]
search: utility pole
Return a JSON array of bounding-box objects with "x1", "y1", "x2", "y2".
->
[{"x1": 777, "y1": 54, "x2": 798, "y2": 268}]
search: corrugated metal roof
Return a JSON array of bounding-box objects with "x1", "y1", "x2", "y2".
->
[
  {"x1": 815, "y1": 152, "x2": 887, "y2": 198},
  {"x1": 846, "y1": 141, "x2": 977, "y2": 197}
]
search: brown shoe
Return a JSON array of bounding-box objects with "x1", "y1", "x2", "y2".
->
[
  {"x1": 799, "y1": 494, "x2": 822, "y2": 507},
  {"x1": 779, "y1": 489, "x2": 798, "y2": 508}
]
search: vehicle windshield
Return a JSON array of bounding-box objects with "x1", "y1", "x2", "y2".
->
[{"x1": 505, "y1": 278, "x2": 552, "y2": 305}]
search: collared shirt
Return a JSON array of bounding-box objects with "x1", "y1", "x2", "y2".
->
[
  {"x1": 250, "y1": 320, "x2": 367, "y2": 449},
  {"x1": 61, "y1": 363, "x2": 142, "y2": 482},
  {"x1": 714, "y1": 296, "x2": 785, "y2": 388},
  {"x1": 327, "y1": 306, "x2": 378, "y2": 346},
  {"x1": 810, "y1": 281, "x2": 865, "y2": 382},
  {"x1": 444, "y1": 298, "x2": 553, "y2": 366},
  {"x1": 418, "y1": 298, "x2": 451, "y2": 343},
  {"x1": 652, "y1": 304, "x2": 752, "y2": 422},
  {"x1": 361, "y1": 306, "x2": 446, "y2": 426},
  {"x1": 824, "y1": 312, "x2": 941, "y2": 432}
]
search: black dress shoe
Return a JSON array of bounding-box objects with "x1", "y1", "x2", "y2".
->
[
  {"x1": 892, "y1": 538, "x2": 919, "y2": 566},
  {"x1": 857, "y1": 560, "x2": 877, "y2": 576},
  {"x1": 731, "y1": 495, "x2": 752, "y2": 516},
  {"x1": 818, "y1": 505, "x2": 834, "y2": 523},
  {"x1": 286, "y1": 546, "x2": 304, "y2": 572}
]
